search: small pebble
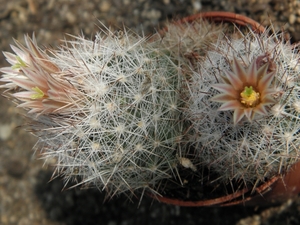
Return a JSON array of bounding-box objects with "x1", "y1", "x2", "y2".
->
[
  {"x1": 0, "y1": 124, "x2": 12, "y2": 141},
  {"x1": 100, "y1": 1, "x2": 111, "y2": 12},
  {"x1": 192, "y1": 0, "x2": 202, "y2": 12},
  {"x1": 66, "y1": 11, "x2": 76, "y2": 24},
  {"x1": 289, "y1": 14, "x2": 296, "y2": 24}
]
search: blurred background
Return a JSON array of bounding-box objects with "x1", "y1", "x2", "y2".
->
[{"x1": 0, "y1": 0, "x2": 300, "y2": 224}]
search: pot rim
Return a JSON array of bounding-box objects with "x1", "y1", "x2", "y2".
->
[
  {"x1": 175, "y1": 11, "x2": 266, "y2": 33},
  {"x1": 153, "y1": 161, "x2": 300, "y2": 207}
]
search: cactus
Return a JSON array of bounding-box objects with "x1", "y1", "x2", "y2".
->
[
  {"x1": 0, "y1": 29, "x2": 185, "y2": 196},
  {"x1": 185, "y1": 27, "x2": 300, "y2": 186},
  {"x1": 159, "y1": 19, "x2": 224, "y2": 61},
  {"x1": 1, "y1": 19, "x2": 299, "y2": 200}
]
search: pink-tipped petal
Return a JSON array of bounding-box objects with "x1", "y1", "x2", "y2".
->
[
  {"x1": 210, "y1": 93, "x2": 235, "y2": 102},
  {"x1": 224, "y1": 70, "x2": 244, "y2": 90},
  {"x1": 13, "y1": 91, "x2": 37, "y2": 99},
  {"x1": 18, "y1": 100, "x2": 43, "y2": 110},
  {"x1": 211, "y1": 83, "x2": 237, "y2": 97},
  {"x1": 258, "y1": 70, "x2": 275, "y2": 91},
  {"x1": 26, "y1": 38, "x2": 60, "y2": 73},
  {"x1": 243, "y1": 108, "x2": 253, "y2": 121},
  {"x1": 10, "y1": 45, "x2": 30, "y2": 63},
  {"x1": 3, "y1": 51, "x2": 19, "y2": 65},
  {"x1": 256, "y1": 63, "x2": 269, "y2": 79},
  {"x1": 246, "y1": 60, "x2": 258, "y2": 85},
  {"x1": 218, "y1": 100, "x2": 241, "y2": 111},
  {"x1": 233, "y1": 108, "x2": 245, "y2": 125},
  {"x1": 28, "y1": 107, "x2": 44, "y2": 114},
  {"x1": 0, "y1": 66, "x2": 21, "y2": 75},
  {"x1": 254, "y1": 105, "x2": 268, "y2": 115},
  {"x1": 232, "y1": 58, "x2": 248, "y2": 83},
  {"x1": 10, "y1": 77, "x2": 36, "y2": 90},
  {"x1": 261, "y1": 95, "x2": 276, "y2": 105},
  {"x1": 42, "y1": 99, "x2": 70, "y2": 112},
  {"x1": 21, "y1": 66, "x2": 48, "y2": 90}
]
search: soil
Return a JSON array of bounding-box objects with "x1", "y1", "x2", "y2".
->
[{"x1": 0, "y1": 0, "x2": 300, "y2": 225}]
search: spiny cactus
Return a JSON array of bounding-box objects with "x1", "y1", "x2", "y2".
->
[
  {"x1": 158, "y1": 19, "x2": 224, "y2": 61},
  {"x1": 0, "y1": 29, "x2": 185, "y2": 196},
  {"x1": 185, "y1": 27, "x2": 300, "y2": 186},
  {"x1": 1, "y1": 18, "x2": 299, "y2": 200}
]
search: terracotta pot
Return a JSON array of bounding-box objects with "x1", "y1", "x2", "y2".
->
[
  {"x1": 160, "y1": 11, "x2": 266, "y2": 35},
  {"x1": 153, "y1": 161, "x2": 300, "y2": 206},
  {"x1": 177, "y1": 11, "x2": 266, "y2": 33},
  {"x1": 152, "y1": 12, "x2": 300, "y2": 207}
]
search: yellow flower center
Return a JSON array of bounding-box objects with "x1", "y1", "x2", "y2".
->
[
  {"x1": 12, "y1": 56, "x2": 27, "y2": 69},
  {"x1": 240, "y1": 86, "x2": 260, "y2": 107},
  {"x1": 31, "y1": 86, "x2": 45, "y2": 99}
]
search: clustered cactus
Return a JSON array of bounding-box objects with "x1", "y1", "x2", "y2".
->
[
  {"x1": 1, "y1": 30, "x2": 186, "y2": 196},
  {"x1": 185, "y1": 28, "x2": 300, "y2": 186},
  {"x1": 0, "y1": 18, "x2": 299, "y2": 198}
]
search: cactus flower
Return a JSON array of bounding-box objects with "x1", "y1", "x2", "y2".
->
[
  {"x1": 0, "y1": 35, "x2": 82, "y2": 114},
  {"x1": 211, "y1": 58, "x2": 277, "y2": 124}
]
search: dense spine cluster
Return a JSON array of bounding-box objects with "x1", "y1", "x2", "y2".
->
[
  {"x1": 185, "y1": 29, "x2": 300, "y2": 185},
  {"x1": 51, "y1": 31, "x2": 184, "y2": 195},
  {"x1": 0, "y1": 20, "x2": 299, "y2": 197},
  {"x1": 1, "y1": 30, "x2": 184, "y2": 196}
]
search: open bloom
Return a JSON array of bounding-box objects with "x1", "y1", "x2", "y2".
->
[
  {"x1": 211, "y1": 57, "x2": 277, "y2": 124},
  {"x1": 0, "y1": 35, "x2": 82, "y2": 114}
]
